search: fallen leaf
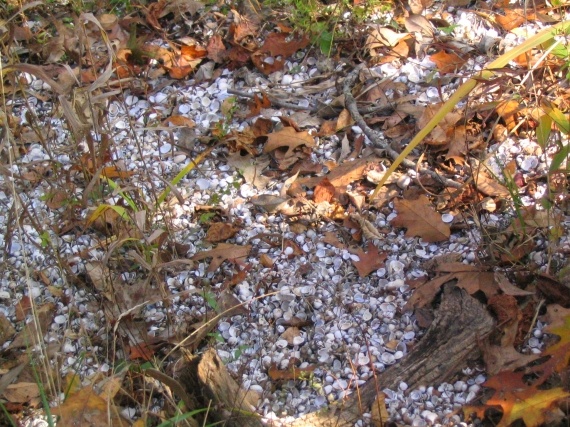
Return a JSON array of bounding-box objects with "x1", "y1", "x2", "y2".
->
[
  {"x1": 483, "y1": 343, "x2": 539, "y2": 376},
  {"x1": 405, "y1": 264, "x2": 499, "y2": 309},
  {"x1": 430, "y1": 50, "x2": 466, "y2": 74},
  {"x1": 314, "y1": 178, "x2": 335, "y2": 203},
  {"x1": 9, "y1": 303, "x2": 55, "y2": 349},
  {"x1": 205, "y1": 222, "x2": 239, "y2": 242},
  {"x1": 536, "y1": 274, "x2": 570, "y2": 307},
  {"x1": 191, "y1": 244, "x2": 251, "y2": 273},
  {"x1": 495, "y1": 9, "x2": 527, "y2": 31},
  {"x1": 0, "y1": 313, "x2": 15, "y2": 346},
  {"x1": 298, "y1": 158, "x2": 379, "y2": 188},
  {"x1": 263, "y1": 127, "x2": 315, "y2": 157},
  {"x1": 464, "y1": 371, "x2": 570, "y2": 427},
  {"x1": 51, "y1": 386, "x2": 129, "y2": 427},
  {"x1": 280, "y1": 327, "x2": 302, "y2": 345},
  {"x1": 336, "y1": 109, "x2": 354, "y2": 130},
  {"x1": 473, "y1": 168, "x2": 510, "y2": 197},
  {"x1": 391, "y1": 195, "x2": 450, "y2": 242},
  {"x1": 268, "y1": 362, "x2": 316, "y2": 381},
  {"x1": 251, "y1": 33, "x2": 309, "y2": 75},
  {"x1": 247, "y1": 92, "x2": 271, "y2": 117},
  {"x1": 371, "y1": 392, "x2": 390, "y2": 427},
  {"x1": 408, "y1": 0, "x2": 434, "y2": 14},
  {"x1": 163, "y1": 115, "x2": 196, "y2": 128},
  {"x1": 349, "y1": 243, "x2": 387, "y2": 277},
  {"x1": 2, "y1": 382, "x2": 40, "y2": 404},
  {"x1": 495, "y1": 272, "x2": 534, "y2": 296}
]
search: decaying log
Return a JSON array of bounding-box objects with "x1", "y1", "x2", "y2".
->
[
  {"x1": 178, "y1": 285, "x2": 494, "y2": 427},
  {"x1": 179, "y1": 349, "x2": 264, "y2": 427},
  {"x1": 290, "y1": 285, "x2": 495, "y2": 427}
]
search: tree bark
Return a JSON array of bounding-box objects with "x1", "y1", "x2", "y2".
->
[{"x1": 290, "y1": 285, "x2": 495, "y2": 426}]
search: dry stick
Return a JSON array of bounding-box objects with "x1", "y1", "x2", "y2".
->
[
  {"x1": 227, "y1": 88, "x2": 397, "y2": 115},
  {"x1": 342, "y1": 64, "x2": 463, "y2": 190}
]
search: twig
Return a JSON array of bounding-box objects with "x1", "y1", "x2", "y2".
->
[
  {"x1": 227, "y1": 88, "x2": 318, "y2": 112},
  {"x1": 343, "y1": 64, "x2": 463, "y2": 190},
  {"x1": 227, "y1": 87, "x2": 396, "y2": 116}
]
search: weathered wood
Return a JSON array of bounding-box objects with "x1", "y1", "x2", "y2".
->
[
  {"x1": 179, "y1": 348, "x2": 264, "y2": 427},
  {"x1": 291, "y1": 285, "x2": 495, "y2": 426}
]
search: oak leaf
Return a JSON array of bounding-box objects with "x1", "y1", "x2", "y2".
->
[
  {"x1": 263, "y1": 127, "x2": 315, "y2": 157},
  {"x1": 191, "y1": 244, "x2": 251, "y2": 273},
  {"x1": 464, "y1": 371, "x2": 570, "y2": 427},
  {"x1": 349, "y1": 243, "x2": 387, "y2": 277},
  {"x1": 405, "y1": 263, "x2": 498, "y2": 309},
  {"x1": 391, "y1": 195, "x2": 450, "y2": 242}
]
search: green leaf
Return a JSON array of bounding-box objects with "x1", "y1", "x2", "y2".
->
[
  {"x1": 550, "y1": 143, "x2": 570, "y2": 172},
  {"x1": 536, "y1": 114, "x2": 553, "y2": 148},
  {"x1": 319, "y1": 31, "x2": 333, "y2": 56},
  {"x1": 547, "y1": 106, "x2": 570, "y2": 135}
]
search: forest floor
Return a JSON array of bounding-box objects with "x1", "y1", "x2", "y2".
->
[{"x1": 1, "y1": 0, "x2": 570, "y2": 426}]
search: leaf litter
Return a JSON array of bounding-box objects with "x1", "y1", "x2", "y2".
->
[{"x1": 2, "y1": 0, "x2": 570, "y2": 426}]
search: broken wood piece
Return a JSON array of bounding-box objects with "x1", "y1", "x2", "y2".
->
[
  {"x1": 179, "y1": 348, "x2": 264, "y2": 427},
  {"x1": 290, "y1": 285, "x2": 495, "y2": 426}
]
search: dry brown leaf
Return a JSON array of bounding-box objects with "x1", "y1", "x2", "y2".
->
[
  {"x1": 268, "y1": 362, "x2": 316, "y2": 381},
  {"x1": 9, "y1": 302, "x2": 55, "y2": 349},
  {"x1": 259, "y1": 253, "x2": 274, "y2": 267},
  {"x1": 430, "y1": 50, "x2": 466, "y2": 74},
  {"x1": 205, "y1": 222, "x2": 239, "y2": 242},
  {"x1": 246, "y1": 92, "x2": 271, "y2": 117},
  {"x1": 163, "y1": 115, "x2": 196, "y2": 128},
  {"x1": 495, "y1": 272, "x2": 534, "y2": 296},
  {"x1": 495, "y1": 9, "x2": 527, "y2": 31},
  {"x1": 191, "y1": 244, "x2": 251, "y2": 273},
  {"x1": 51, "y1": 386, "x2": 129, "y2": 427},
  {"x1": 371, "y1": 393, "x2": 390, "y2": 427},
  {"x1": 405, "y1": 263, "x2": 499, "y2": 309},
  {"x1": 298, "y1": 158, "x2": 378, "y2": 188},
  {"x1": 3, "y1": 382, "x2": 40, "y2": 404},
  {"x1": 0, "y1": 313, "x2": 15, "y2": 346},
  {"x1": 263, "y1": 127, "x2": 315, "y2": 157},
  {"x1": 474, "y1": 169, "x2": 510, "y2": 197},
  {"x1": 483, "y1": 343, "x2": 539, "y2": 376},
  {"x1": 280, "y1": 327, "x2": 301, "y2": 345},
  {"x1": 318, "y1": 120, "x2": 338, "y2": 136},
  {"x1": 391, "y1": 195, "x2": 450, "y2": 242},
  {"x1": 158, "y1": 44, "x2": 207, "y2": 79},
  {"x1": 408, "y1": 0, "x2": 434, "y2": 14},
  {"x1": 314, "y1": 178, "x2": 335, "y2": 203},
  {"x1": 251, "y1": 33, "x2": 309, "y2": 75},
  {"x1": 336, "y1": 109, "x2": 354, "y2": 130},
  {"x1": 496, "y1": 99, "x2": 520, "y2": 131},
  {"x1": 349, "y1": 243, "x2": 388, "y2": 277}
]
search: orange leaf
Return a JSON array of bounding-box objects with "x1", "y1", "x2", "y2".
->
[
  {"x1": 430, "y1": 50, "x2": 466, "y2": 74},
  {"x1": 163, "y1": 115, "x2": 196, "y2": 128},
  {"x1": 100, "y1": 166, "x2": 135, "y2": 179},
  {"x1": 314, "y1": 178, "x2": 335, "y2": 203},
  {"x1": 268, "y1": 362, "x2": 316, "y2": 381}
]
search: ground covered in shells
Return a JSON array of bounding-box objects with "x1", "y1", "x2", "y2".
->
[{"x1": 1, "y1": 0, "x2": 570, "y2": 426}]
